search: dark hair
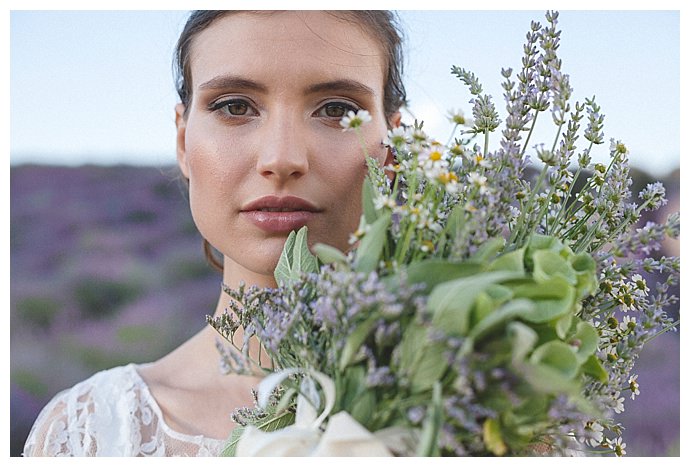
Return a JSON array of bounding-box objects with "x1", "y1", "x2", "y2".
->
[{"x1": 173, "y1": 10, "x2": 407, "y2": 272}]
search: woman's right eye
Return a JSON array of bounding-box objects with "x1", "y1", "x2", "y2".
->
[{"x1": 209, "y1": 99, "x2": 257, "y2": 117}]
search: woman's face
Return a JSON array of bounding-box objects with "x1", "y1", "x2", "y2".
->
[{"x1": 176, "y1": 12, "x2": 393, "y2": 284}]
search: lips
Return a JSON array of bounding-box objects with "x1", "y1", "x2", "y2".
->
[{"x1": 240, "y1": 195, "x2": 321, "y2": 234}]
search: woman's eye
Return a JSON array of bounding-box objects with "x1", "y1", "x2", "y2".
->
[
  {"x1": 225, "y1": 102, "x2": 249, "y2": 115},
  {"x1": 318, "y1": 102, "x2": 358, "y2": 119},
  {"x1": 210, "y1": 99, "x2": 256, "y2": 117}
]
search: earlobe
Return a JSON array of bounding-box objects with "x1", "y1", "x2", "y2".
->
[
  {"x1": 389, "y1": 111, "x2": 402, "y2": 129},
  {"x1": 175, "y1": 103, "x2": 190, "y2": 179}
]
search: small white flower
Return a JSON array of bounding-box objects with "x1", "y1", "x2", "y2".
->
[
  {"x1": 612, "y1": 391, "x2": 625, "y2": 414},
  {"x1": 579, "y1": 420, "x2": 604, "y2": 447},
  {"x1": 447, "y1": 108, "x2": 474, "y2": 127},
  {"x1": 631, "y1": 274, "x2": 648, "y2": 296},
  {"x1": 339, "y1": 109, "x2": 372, "y2": 131},
  {"x1": 410, "y1": 127, "x2": 428, "y2": 143},
  {"x1": 467, "y1": 172, "x2": 488, "y2": 194},
  {"x1": 613, "y1": 437, "x2": 627, "y2": 456},
  {"x1": 383, "y1": 126, "x2": 407, "y2": 147},
  {"x1": 620, "y1": 315, "x2": 637, "y2": 333},
  {"x1": 609, "y1": 138, "x2": 629, "y2": 155},
  {"x1": 628, "y1": 374, "x2": 640, "y2": 400},
  {"x1": 374, "y1": 194, "x2": 396, "y2": 211}
]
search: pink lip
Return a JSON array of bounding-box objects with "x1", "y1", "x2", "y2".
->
[{"x1": 240, "y1": 195, "x2": 321, "y2": 234}]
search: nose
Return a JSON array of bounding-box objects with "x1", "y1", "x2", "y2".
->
[{"x1": 255, "y1": 112, "x2": 309, "y2": 182}]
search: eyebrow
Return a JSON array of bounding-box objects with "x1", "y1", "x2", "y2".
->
[
  {"x1": 305, "y1": 79, "x2": 376, "y2": 97},
  {"x1": 198, "y1": 75, "x2": 268, "y2": 93},
  {"x1": 197, "y1": 75, "x2": 375, "y2": 97}
]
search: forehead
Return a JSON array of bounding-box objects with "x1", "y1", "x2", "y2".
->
[{"x1": 188, "y1": 11, "x2": 386, "y2": 93}]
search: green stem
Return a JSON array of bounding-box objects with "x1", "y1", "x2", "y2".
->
[
  {"x1": 483, "y1": 130, "x2": 490, "y2": 158},
  {"x1": 354, "y1": 128, "x2": 370, "y2": 158},
  {"x1": 508, "y1": 163, "x2": 549, "y2": 247},
  {"x1": 643, "y1": 320, "x2": 680, "y2": 343},
  {"x1": 445, "y1": 123, "x2": 459, "y2": 147},
  {"x1": 588, "y1": 197, "x2": 656, "y2": 253},
  {"x1": 550, "y1": 121, "x2": 564, "y2": 154},
  {"x1": 519, "y1": 102, "x2": 543, "y2": 158}
]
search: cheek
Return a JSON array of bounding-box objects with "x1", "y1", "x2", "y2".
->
[
  {"x1": 183, "y1": 138, "x2": 240, "y2": 242},
  {"x1": 314, "y1": 134, "x2": 387, "y2": 250}
]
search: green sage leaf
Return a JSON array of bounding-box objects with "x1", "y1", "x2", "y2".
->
[
  {"x1": 582, "y1": 354, "x2": 609, "y2": 383},
  {"x1": 362, "y1": 176, "x2": 378, "y2": 224},
  {"x1": 395, "y1": 259, "x2": 482, "y2": 293},
  {"x1": 488, "y1": 247, "x2": 526, "y2": 274},
  {"x1": 313, "y1": 242, "x2": 347, "y2": 265},
  {"x1": 506, "y1": 321, "x2": 538, "y2": 363},
  {"x1": 472, "y1": 237, "x2": 505, "y2": 263},
  {"x1": 529, "y1": 341, "x2": 579, "y2": 380},
  {"x1": 416, "y1": 382, "x2": 442, "y2": 456},
  {"x1": 220, "y1": 426, "x2": 245, "y2": 457},
  {"x1": 339, "y1": 315, "x2": 378, "y2": 371},
  {"x1": 532, "y1": 249, "x2": 577, "y2": 285},
  {"x1": 354, "y1": 212, "x2": 391, "y2": 274},
  {"x1": 274, "y1": 230, "x2": 296, "y2": 285},
  {"x1": 428, "y1": 271, "x2": 524, "y2": 335},
  {"x1": 512, "y1": 276, "x2": 576, "y2": 323},
  {"x1": 571, "y1": 320, "x2": 600, "y2": 363},
  {"x1": 293, "y1": 226, "x2": 319, "y2": 276}
]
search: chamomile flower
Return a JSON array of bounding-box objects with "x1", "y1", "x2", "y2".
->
[
  {"x1": 580, "y1": 420, "x2": 605, "y2": 447},
  {"x1": 447, "y1": 108, "x2": 474, "y2": 127},
  {"x1": 611, "y1": 391, "x2": 625, "y2": 414},
  {"x1": 374, "y1": 194, "x2": 397, "y2": 211},
  {"x1": 467, "y1": 172, "x2": 489, "y2": 194},
  {"x1": 383, "y1": 126, "x2": 408, "y2": 147},
  {"x1": 610, "y1": 139, "x2": 629, "y2": 156},
  {"x1": 438, "y1": 171, "x2": 460, "y2": 194},
  {"x1": 474, "y1": 153, "x2": 492, "y2": 168},
  {"x1": 339, "y1": 109, "x2": 372, "y2": 131},
  {"x1": 620, "y1": 315, "x2": 637, "y2": 333},
  {"x1": 630, "y1": 274, "x2": 648, "y2": 296},
  {"x1": 613, "y1": 437, "x2": 627, "y2": 457},
  {"x1": 628, "y1": 374, "x2": 640, "y2": 400}
]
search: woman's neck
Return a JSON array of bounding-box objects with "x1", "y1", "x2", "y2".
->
[{"x1": 204, "y1": 256, "x2": 275, "y2": 373}]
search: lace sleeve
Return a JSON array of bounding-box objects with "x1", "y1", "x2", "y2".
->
[
  {"x1": 23, "y1": 390, "x2": 87, "y2": 457},
  {"x1": 22, "y1": 364, "x2": 225, "y2": 457}
]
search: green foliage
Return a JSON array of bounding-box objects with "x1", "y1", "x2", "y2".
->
[
  {"x1": 116, "y1": 324, "x2": 159, "y2": 345},
  {"x1": 274, "y1": 227, "x2": 319, "y2": 286},
  {"x1": 12, "y1": 369, "x2": 49, "y2": 398},
  {"x1": 73, "y1": 277, "x2": 143, "y2": 319},
  {"x1": 123, "y1": 209, "x2": 157, "y2": 224},
  {"x1": 164, "y1": 257, "x2": 214, "y2": 283},
  {"x1": 354, "y1": 212, "x2": 391, "y2": 274},
  {"x1": 16, "y1": 296, "x2": 61, "y2": 329}
]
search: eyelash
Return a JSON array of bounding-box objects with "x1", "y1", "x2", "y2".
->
[
  {"x1": 208, "y1": 98, "x2": 256, "y2": 118},
  {"x1": 314, "y1": 101, "x2": 360, "y2": 119},
  {"x1": 208, "y1": 98, "x2": 361, "y2": 121}
]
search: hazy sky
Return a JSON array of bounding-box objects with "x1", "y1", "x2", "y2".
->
[{"x1": 9, "y1": 8, "x2": 681, "y2": 177}]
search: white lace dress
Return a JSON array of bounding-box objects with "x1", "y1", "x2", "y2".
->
[{"x1": 22, "y1": 363, "x2": 226, "y2": 456}]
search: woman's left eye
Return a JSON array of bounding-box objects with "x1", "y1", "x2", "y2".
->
[{"x1": 315, "y1": 102, "x2": 359, "y2": 119}]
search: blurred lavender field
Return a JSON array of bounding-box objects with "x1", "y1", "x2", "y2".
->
[{"x1": 9, "y1": 164, "x2": 679, "y2": 457}]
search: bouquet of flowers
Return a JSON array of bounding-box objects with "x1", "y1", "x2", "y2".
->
[{"x1": 208, "y1": 11, "x2": 679, "y2": 456}]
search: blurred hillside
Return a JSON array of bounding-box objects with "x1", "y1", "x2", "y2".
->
[{"x1": 9, "y1": 164, "x2": 679, "y2": 456}]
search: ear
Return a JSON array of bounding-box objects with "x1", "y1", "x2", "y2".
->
[
  {"x1": 388, "y1": 110, "x2": 402, "y2": 129},
  {"x1": 175, "y1": 103, "x2": 190, "y2": 179},
  {"x1": 383, "y1": 146, "x2": 395, "y2": 167},
  {"x1": 383, "y1": 110, "x2": 402, "y2": 174}
]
